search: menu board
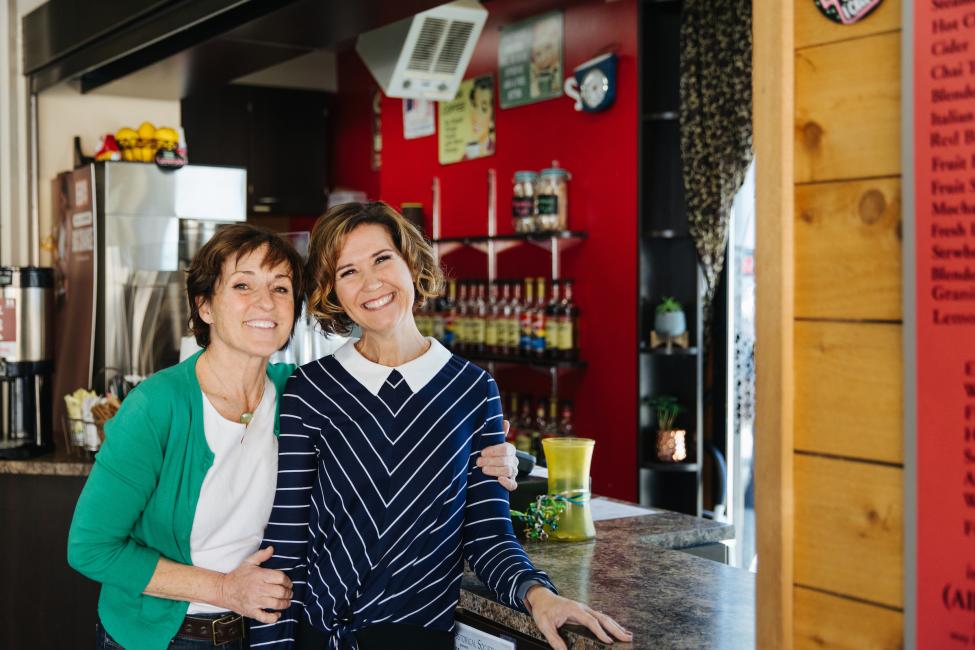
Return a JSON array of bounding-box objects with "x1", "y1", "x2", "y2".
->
[{"x1": 910, "y1": 1, "x2": 975, "y2": 645}]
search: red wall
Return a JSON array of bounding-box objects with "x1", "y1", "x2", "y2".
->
[{"x1": 332, "y1": 0, "x2": 638, "y2": 500}]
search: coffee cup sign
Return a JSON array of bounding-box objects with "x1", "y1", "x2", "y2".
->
[
  {"x1": 813, "y1": 0, "x2": 884, "y2": 24},
  {"x1": 563, "y1": 53, "x2": 617, "y2": 113}
]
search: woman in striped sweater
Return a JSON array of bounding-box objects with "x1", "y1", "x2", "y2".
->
[{"x1": 251, "y1": 203, "x2": 631, "y2": 650}]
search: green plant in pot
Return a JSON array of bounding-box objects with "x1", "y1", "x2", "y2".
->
[
  {"x1": 654, "y1": 296, "x2": 686, "y2": 338},
  {"x1": 647, "y1": 394, "x2": 687, "y2": 463}
]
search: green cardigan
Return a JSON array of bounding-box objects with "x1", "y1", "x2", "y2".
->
[{"x1": 67, "y1": 351, "x2": 295, "y2": 650}]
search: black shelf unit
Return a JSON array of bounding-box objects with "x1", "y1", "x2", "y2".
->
[
  {"x1": 642, "y1": 111, "x2": 679, "y2": 121},
  {"x1": 640, "y1": 345, "x2": 699, "y2": 356},
  {"x1": 637, "y1": 0, "x2": 704, "y2": 516},
  {"x1": 640, "y1": 461, "x2": 700, "y2": 473}
]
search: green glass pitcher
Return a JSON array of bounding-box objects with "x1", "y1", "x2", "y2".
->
[{"x1": 542, "y1": 437, "x2": 596, "y2": 541}]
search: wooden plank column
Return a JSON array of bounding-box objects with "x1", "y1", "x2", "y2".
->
[
  {"x1": 791, "y1": 0, "x2": 905, "y2": 647},
  {"x1": 754, "y1": 0, "x2": 795, "y2": 647}
]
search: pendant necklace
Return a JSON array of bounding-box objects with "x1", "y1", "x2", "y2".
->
[{"x1": 204, "y1": 351, "x2": 264, "y2": 431}]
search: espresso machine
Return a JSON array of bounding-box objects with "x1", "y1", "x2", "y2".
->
[{"x1": 0, "y1": 267, "x2": 54, "y2": 459}]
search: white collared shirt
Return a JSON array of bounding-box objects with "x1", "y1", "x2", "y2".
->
[{"x1": 332, "y1": 337, "x2": 452, "y2": 395}]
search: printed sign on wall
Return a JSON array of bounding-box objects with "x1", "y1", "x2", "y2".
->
[
  {"x1": 437, "y1": 75, "x2": 496, "y2": 165},
  {"x1": 498, "y1": 11, "x2": 564, "y2": 109},
  {"x1": 402, "y1": 98, "x2": 436, "y2": 140},
  {"x1": 909, "y1": 1, "x2": 975, "y2": 646}
]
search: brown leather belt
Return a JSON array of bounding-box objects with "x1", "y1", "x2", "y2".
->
[{"x1": 177, "y1": 613, "x2": 246, "y2": 646}]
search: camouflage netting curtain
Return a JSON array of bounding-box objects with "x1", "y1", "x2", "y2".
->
[{"x1": 679, "y1": 0, "x2": 753, "y2": 346}]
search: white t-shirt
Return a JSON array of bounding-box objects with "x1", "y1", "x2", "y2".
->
[{"x1": 187, "y1": 378, "x2": 278, "y2": 614}]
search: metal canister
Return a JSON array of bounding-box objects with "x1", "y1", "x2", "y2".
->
[
  {"x1": 0, "y1": 267, "x2": 54, "y2": 456},
  {"x1": 0, "y1": 267, "x2": 54, "y2": 367}
]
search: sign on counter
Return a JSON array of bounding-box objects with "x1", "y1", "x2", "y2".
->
[
  {"x1": 906, "y1": 1, "x2": 975, "y2": 646},
  {"x1": 454, "y1": 623, "x2": 515, "y2": 650}
]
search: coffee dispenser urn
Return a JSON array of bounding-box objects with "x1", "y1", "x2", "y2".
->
[{"x1": 0, "y1": 267, "x2": 54, "y2": 459}]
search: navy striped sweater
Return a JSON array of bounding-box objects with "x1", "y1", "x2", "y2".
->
[{"x1": 250, "y1": 353, "x2": 554, "y2": 649}]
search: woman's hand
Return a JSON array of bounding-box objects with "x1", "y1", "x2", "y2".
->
[
  {"x1": 525, "y1": 586, "x2": 633, "y2": 650},
  {"x1": 476, "y1": 424, "x2": 519, "y2": 491},
  {"x1": 218, "y1": 546, "x2": 293, "y2": 624}
]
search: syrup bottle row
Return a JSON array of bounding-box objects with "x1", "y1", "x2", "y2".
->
[{"x1": 416, "y1": 278, "x2": 579, "y2": 360}]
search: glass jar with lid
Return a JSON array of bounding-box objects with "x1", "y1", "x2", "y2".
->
[
  {"x1": 537, "y1": 163, "x2": 571, "y2": 231},
  {"x1": 512, "y1": 171, "x2": 539, "y2": 233}
]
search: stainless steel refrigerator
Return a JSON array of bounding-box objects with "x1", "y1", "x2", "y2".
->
[{"x1": 53, "y1": 162, "x2": 246, "y2": 427}]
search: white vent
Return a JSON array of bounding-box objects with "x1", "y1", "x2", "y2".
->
[
  {"x1": 407, "y1": 17, "x2": 447, "y2": 72},
  {"x1": 433, "y1": 20, "x2": 475, "y2": 74},
  {"x1": 356, "y1": 1, "x2": 488, "y2": 101}
]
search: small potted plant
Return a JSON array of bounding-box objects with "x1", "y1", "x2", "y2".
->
[
  {"x1": 647, "y1": 394, "x2": 687, "y2": 463},
  {"x1": 654, "y1": 296, "x2": 687, "y2": 338}
]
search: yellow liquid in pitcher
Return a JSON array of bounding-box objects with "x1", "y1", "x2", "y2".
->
[{"x1": 543, "y1": 438, "x2": 596, "y2": 541}]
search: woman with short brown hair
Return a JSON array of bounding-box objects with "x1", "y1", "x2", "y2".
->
[{"x1": 70, "y1": 224, "x2": 303, "y2": 650}]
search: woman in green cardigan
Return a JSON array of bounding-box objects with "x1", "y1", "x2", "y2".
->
[{"x1": 67, "y1": 225, "x2": 518, "y2": 650}]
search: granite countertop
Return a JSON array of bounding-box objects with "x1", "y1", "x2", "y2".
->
[
  {"x1": 0, "y1": 448, "x2": 92, "y2": 476},
  {"x1": 460, "y1": 509, "x2": 754, "y2": 649}
]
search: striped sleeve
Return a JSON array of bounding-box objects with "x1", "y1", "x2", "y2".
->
[
  {"x1": 250, "y1": 375, "x2": 317, "y2": 649},
  {"x1": 462, "y1": 374, "x2": 557, "y2": 612}
]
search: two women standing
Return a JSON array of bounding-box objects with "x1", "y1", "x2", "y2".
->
[{"x1": 69, "y1": 203, "x2": 630, "y2": 650}]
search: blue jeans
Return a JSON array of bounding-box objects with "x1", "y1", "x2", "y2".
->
[{"x1": 96, "y1": 620, "x2": 247, "y2": 650}]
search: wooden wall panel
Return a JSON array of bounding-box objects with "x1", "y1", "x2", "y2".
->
[
  {"x1": 756, "y1": 0, "x2": 796, "y2": 646},
  {"x1": 794, "y1": 586, "x2": 903, "y2": 650},
  {"x1": 790, "y1": 4, "x2": 905, "y2": 647},
  {"x1": 795, "y1": 33, "x2": 901, "y2": 183},
  {"x1": 795, "y1": 455, "x2": 903, "y2": 608},
  {"x1": 795, "y1": 178, "x2": 902, "y2": 321},
  {"x1": 794, "y1": 321, "x2": 903, "y2": 464},
  {"x1": 795, "y1": 0, "x2": 901, "y2": 50}
]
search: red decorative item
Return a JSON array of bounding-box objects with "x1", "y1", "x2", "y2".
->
[
  {"x1": 94, "y1": 135, "x2": 122, "y2": 162},
  {"x1": 813, "y1": 0, "x2": 883, "y2": 25}
]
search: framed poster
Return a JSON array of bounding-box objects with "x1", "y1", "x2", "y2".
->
[
  {"x1": 403, "y1": 98, "x2": 435, "y2": 139},
  {"x1": 437, "y1": 75, "x2": 495, "y2": 165},
  {"x1": 498, "y1": 11, "x2": 563, "y2": 109},
  {"x1": 904, "y1": 1, "x2": 975, "y2": 647}
]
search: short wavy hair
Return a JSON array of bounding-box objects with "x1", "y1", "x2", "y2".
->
[
  {"x1": 306, "y1": 201, "x2": 444, "y2": 336},
  {"x1": 185, "y1": 223, "x2": 305, "y2": 348}
]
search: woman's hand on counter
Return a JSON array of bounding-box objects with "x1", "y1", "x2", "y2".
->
[
  {"x1": 218, "y1": 546, "x2": 293, "y2": 623},
  {"x1": 524, "y1": 585, "x2": 633, "y2": 650},
  {"x1": 475, "y1": 422, "x2": 519, "y2": 491}
]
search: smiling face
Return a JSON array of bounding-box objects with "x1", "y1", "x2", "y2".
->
[
  {"x1": 531, "y1": 17, "x2": 561, "y2": 71},
  {"x1": 197, "y1": 245, "x2": 295, "y2": 359},
  {"x1": 470, "y1": 85, "x2": 493, "y2": 143},
  {"x1": 333, "y1": 223, "x2": 417, "y2": 338}
]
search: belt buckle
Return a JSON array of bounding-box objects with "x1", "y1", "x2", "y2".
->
[{"x1": 211, "y1": 613, "x2": 240, "y2": 647}]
